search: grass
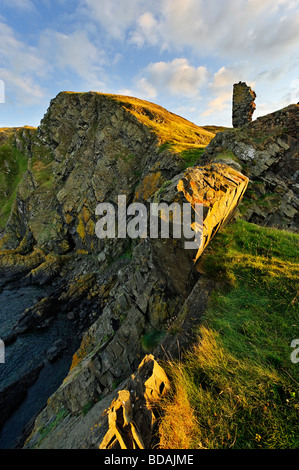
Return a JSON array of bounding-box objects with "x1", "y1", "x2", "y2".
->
[
  {"x1": 179, "y1": 148, "x2": 205, "y2": 169},
  {"x1": 99, "y1": 93, "x2": 220, "y2": 153},
  {"x1": 34, "y1": 407, "x2": 69, "y2": 448},
  {"x1": 158, "y1": 219, "x2": 299, "y2": 449},
  {"x1": 0, "y1": 142, "x2": 28, "y2": 230},
  {"x1": 60, "y1": 91, "x2": 219, "y2": 153},
  {"x1": 141, "y1": 330, "x2": 166, "y2": 353}
]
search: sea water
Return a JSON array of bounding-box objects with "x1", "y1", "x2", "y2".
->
[{"x1": 0, "y1": 285, "x2": 80, "y2": 449}]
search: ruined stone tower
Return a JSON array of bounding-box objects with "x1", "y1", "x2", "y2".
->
[{"x1": 232, "y1": 82, "x2": 256, "y2": 128}]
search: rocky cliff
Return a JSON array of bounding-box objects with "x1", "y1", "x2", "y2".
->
[
  {"x1": 0, "y1": 92, "x2": 297, "y2": 449},
  {"x1": 203, "y1": 104, "x2": 299, "y2": 231},
  {"x1": 0, "y1": 92, "x2": 237, "y2": 446}
]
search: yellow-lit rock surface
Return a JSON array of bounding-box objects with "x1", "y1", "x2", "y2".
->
[
  {"x1": 177, "y1": 164, "x2": 249, "y2": 262},
  {"x1": 99, "y1": 355, "x2": 170, "y2": 450}
]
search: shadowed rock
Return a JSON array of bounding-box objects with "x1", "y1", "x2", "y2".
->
[{"x1": 233, "y1": 81, "x2": 256, "y2": 128}]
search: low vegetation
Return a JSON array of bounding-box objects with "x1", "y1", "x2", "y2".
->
[
  {"x1": 107, "y1": 93, "x2": 219, "y2": 152},
  {"x1": 0, "y1": 140, "x2": 28, "y2": 230},
  {"x1": 158, "y1": 219, "x2": 299, "y2": 449}
]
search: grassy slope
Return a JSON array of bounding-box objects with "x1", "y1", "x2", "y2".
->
[
  {"x1": 0, "y1": 129, "x2": 33, "y2": 230},
  {"x1": 62, "y1": 91, "x2": 221, "y2": 153},
  {"x1": 158, "y1": 219, "x2": 299, "y2": 449},
  {"x1": 108, "y1": 94, "x2": 218, "y2": 152}
]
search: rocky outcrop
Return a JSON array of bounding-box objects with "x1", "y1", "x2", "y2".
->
[
  {"x1": 0, "y1": 92, "x2": 246, "y2": 447},
  {"x1": 8, "y1": 88, "x2": 293, "y2": 450},
  {"x1": 176, "y1": 164, "x2": 248, "y2": 262},
  {"x1": 4, "y1": 297, "x2": 61, "y2": 345},
  {"x1": 23, "y1": 162, "x2": 246, "y2": 419},
  {"x1": 232, "y1": 82, "x2": 256, "y2": 128},
  {"x1": 24, "y1": 355, "x2": 170, "y2": 449},
  {"x1": 98, "y1": 355, "x2": 170, "y2": 449},
  {"x1": 203, "y1": 104, "x2": 299, "y2": 231}
]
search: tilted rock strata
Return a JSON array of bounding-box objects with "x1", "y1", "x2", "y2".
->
[
  {"x1": 24, "y1": 355, "x2": 170, "y2": 449},
  {"x1": 99, "y1": 355, "x2": 170, "y2": 449},
  {"x1": 0, "y1": 90, "x2": 257, "y2": 449},
  {"x1": 203, "y1": 104, "x2": 299, "y2": 231},
  {"x1": 21, "y1": 162, "x2": 248, "y2": 450},
  {"x1": 176, "y1": 164, "x2": 249, "y2": 262}
]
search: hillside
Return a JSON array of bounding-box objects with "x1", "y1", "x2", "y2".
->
[{"x1": 0, "y1": 92, "x2": 298, "y2": 450}]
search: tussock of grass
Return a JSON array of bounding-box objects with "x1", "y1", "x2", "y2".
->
[{"x1": 158, "y1": 219, "x2": 299, "y2": 449}]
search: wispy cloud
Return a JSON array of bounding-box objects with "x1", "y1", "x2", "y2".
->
[
  {"x1": 1, "y1": 0, "x2": 35, "y2": 11},
  {"x1": 137, "y1": 58, "x2": 209, "y2": 99},
  {"x1": 1, "y1": 0, "x2": 298, "y2": 127},
  {"x1": 39, "y1": 29, "x2": 106, "y2": 86},
  {"x1": 0, "y1": 20, "x2": 47, "y2": 104}
]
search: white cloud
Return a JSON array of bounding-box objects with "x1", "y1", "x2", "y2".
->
[
  {"x1": 82, "y1": 0, "x2": 150, "y2": 40},
  {"x1": 160, "y1": 0, "x2": 299, "y2": 60},
  {"x1": 0, "y1": 21, "x2": 48, "y2": 104},
  {"x1": 137, "y1": 58, "x2": 209, "y2": 99},
  {"x1": 39, "y1": 29, "x2": 106, "y2": 85},
  {"x1": 0, "y1": 19, "x2": 107, "y2": 105},
  {"x1": 201, "y1": 91, "x2": 232, "y2": 118},
  {"x1": 0, "y1": 67, "x2": 45, "y2": 104},
  {"x1": 129, "y1": 12, "x2": 160, "y2": 47},
  {"x1": 0, "y1": 22, "x2": 46, "y2": 76}
]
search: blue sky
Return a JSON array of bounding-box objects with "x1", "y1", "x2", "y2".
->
[{"x1": 0, "y1": 0, "x2": 298, "y2": 128}]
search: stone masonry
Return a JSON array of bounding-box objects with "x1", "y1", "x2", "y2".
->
[{"x1": 233, "y1": 81, "x2": 256, "y2": 128}]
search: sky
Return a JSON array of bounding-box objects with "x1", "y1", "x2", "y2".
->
[{"x1": 0, "y1": 0, "x2": 298, "y2": 128}]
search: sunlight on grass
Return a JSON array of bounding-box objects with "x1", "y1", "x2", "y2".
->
[{"x1": 158, "y1": 219, "x2": 299, "y2": 449}]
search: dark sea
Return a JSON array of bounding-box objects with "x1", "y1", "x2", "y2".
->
[{"x1": 0, "y1": 284, "x2": 80, "y2": 449}]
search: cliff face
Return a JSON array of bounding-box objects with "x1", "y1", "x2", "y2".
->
[
  {"x1": 2, "y1": 92, "x2": 297, "y2": 449},
  {"x1": 0, "y1": 92, "x2": 246, "y2": 447},
  {"x1": 203, "y1": 104, "x2": 299, "y2": 231}
]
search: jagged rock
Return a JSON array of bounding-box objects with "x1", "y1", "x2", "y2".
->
[
  {"x1": 0, "y1": 92, "x2": 218, "y2": 258},
  {"x1": 46, "y1": 339, "x2": 66, "y2": 363},
  {"x1": 176, "y1": 164, "x2": 249, "y2": 262},
  {"x1": 24, "y1": 355, "x2": 170, "y2": 449},
  {"x1": 203, "y1": 104, "x2": 299, "y2": 231},
  {"x1": 9, "y1": 296, "x2": 60, "y2": 338},
  {"x1": 232, "y1": 81, "x2": 256, "y2": 128},
  {"x1": 2, "y1": 89, "x2": 294, "y2": 450},
  {"x1": 33, "y1": 162, "x2": 247, "y2": 420},
  {"x1": 99, "y1": 354, "x2": 170, "y2": 449}
]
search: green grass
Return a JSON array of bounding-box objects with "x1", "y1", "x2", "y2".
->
[
  {"x1": 34, "y1": 407, "x2": 69, "y2": 448},
  {"x1": 158, "y1": 219, "x2": 299, "y2": 449},
  {"x1": 81, "y1": 401, "x2": 94, "y2": 416},
  {"x1": 0, "y1": 143, "x2": 28, "y2": 230},
  {"x1": 141, "y1": 330, "x2": 166, "y2": 353},
  {"x1": 102, "y1": 93, "x2": 217, "y2": 152},
  {"x1": 179, "y1": 148, "x2": 205, "y2": 169},
  {"x1": 213, "y1": 150, "x2": 240, "y2": 164}
]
